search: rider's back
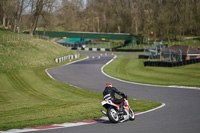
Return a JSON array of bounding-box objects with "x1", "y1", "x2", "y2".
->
[{"x1": 103, "y1": 87, "x2": 117, "y2": 99}]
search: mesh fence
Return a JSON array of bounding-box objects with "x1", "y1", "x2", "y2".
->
[
  {"x1": 1, "y1": 34, "x2": 49, "y2": 43},
  {"x1": 162, "y1": 50, "x2": 183, "y2": 62}
]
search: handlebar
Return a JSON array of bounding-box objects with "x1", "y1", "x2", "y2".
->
[{"x1": 123, "y1": 95, "x2": 127, "y2": 99}]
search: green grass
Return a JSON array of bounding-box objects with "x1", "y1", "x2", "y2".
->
[
  {"x1": 0, "y1": 28, "x2": 161, "y2": 131},
  {"x1": 166, "y1": 38, "x2": 200, "y2": 47},
  {"x1": 104, "y1": 53, "x2": 200, "y2": 87},
  {"x1": 0, "y1": 67, "x2": 104, "y2": 130},
  {"x1": 118, "y1": 44, "x2": 149, "y2": 49},
  {"x1": 0, "y1": 68, "x2": 161, "y2": 130}
]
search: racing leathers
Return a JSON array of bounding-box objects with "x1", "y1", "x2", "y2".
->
[{"x1": 103, "y1": 86, "x2": 126, "y2": 113}]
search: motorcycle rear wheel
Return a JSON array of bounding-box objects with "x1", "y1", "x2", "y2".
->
[{"x1": 107, "y1": 107, "x2": 119, "y2": 123}]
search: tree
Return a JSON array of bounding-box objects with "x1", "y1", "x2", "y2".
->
[
  {"x1": 40, "y1": 0, "x2": 56, "y2": 34},
  {"x1": 29, "y1": 0, "x2": 53, "y2": 36}
]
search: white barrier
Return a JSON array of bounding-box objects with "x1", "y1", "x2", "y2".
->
[
  {"x1": 100, "y1": 48, "x2": 106, "y2": 51},
  {"x1": 85, "y1": 48, "x2": 89, "y2": 51},
  {"x1": 54, "y1": 53, "x2": 80, "y2": 63},
  {"x1": 93, "y1": 48, "x2": 97, "y2": 51}
]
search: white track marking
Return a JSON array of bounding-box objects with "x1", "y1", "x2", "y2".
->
[{"x1": 135, "y1": 103, "x2": 166, "y2": 115}]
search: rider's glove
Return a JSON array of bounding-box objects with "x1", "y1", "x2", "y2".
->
[{"x1": 122, "y1": 94, "x2": 126, "y2": 98}]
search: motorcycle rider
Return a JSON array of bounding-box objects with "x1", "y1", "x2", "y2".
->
[{"x1": 103, "y1": 83, "x2": 126, "y2": 114}]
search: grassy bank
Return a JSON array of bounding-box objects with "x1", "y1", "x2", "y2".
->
[
  {"x1": 0, "y1": 28, "x2": 161, "y2": 131},
  {"x1": 165, "y1": 38, "x2": 200, "y2": 47},
  {"x1": 104, "y1": 53, "x2": 200, "y2": 87},
  {"x1": 0, "y1": 29, "x2": 76, "y2": 70}
]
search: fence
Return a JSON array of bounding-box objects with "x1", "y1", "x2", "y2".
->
[
  {"x1": 138, "y1": 55, "x2": 160, "y2": 59},
  {"x1": 84, "y1": 42, "x2": 111, "y2": 48},
  {"x1": 1, "y1": 34, "x2": 49, "y2": 43},
  {"x1": 1, "y1": 34, "x2": 31, "y2": 43}
]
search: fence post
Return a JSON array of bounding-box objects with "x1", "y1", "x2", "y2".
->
[
  {"x1": 179, "y1": 49, "x2": 182, "y2": 61},
  {"x1": 3, "y1": 35, "x2": 5, "y2": 43}
]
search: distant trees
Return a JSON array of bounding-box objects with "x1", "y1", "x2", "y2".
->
[
  {"x1": 0, "y1": 0, "x2": 28, "y2": 32},
  {"x1": 55, "y1": 0, "x2": 84, "y2": 31},
  {"x1": 0, "y1": 0, "x2": 200, "y2": 40},
  {"x1": 60, "y1": 0, "x2": 199, "y2": 41},
  {"x1": 0, "y1": 0, "x2": 56, "y2": 35}
]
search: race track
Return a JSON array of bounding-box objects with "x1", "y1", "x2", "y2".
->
[{"x1": 32, "y1": 51, "x2": 200, "y2": 133}]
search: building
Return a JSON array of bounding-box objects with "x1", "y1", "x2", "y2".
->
[{"x1": 161, "y1": 45, "x2": 200, "y2": 62}]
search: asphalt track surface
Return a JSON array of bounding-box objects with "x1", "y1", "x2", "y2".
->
[{"x1": 34, "y1": 51, "x2": 200, "y2": 133}]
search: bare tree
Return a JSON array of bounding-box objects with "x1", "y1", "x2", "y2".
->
[
  {"x1": 29, "y1": 0, "x2": 51, "y2": 36},
  {"x1": 40, "y1": 0, "x2": 56, "y2": 34}
]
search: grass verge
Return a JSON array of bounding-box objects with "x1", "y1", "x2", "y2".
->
[
  {"x1": 0, "y1": 28, "x2": 161, "y2": 131},
  {"x1": 104, "y1": 53, "x2": 200, "y2": 87}
]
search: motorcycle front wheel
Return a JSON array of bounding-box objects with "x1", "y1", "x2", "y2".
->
[
  {"x1": 107, "y1": 107, "x2": 119, "y2": 123},
  {"x1": 129, "y1": 108, "x2": 135, "y2": 121}
]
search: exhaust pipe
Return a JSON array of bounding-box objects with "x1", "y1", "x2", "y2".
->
[{"x1": 101, "y1": 110, "x2": 107, "y2": 116}]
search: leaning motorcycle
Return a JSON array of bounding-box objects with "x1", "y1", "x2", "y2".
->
[{"x1": 101, "y1": 96, "x2": 135, "y2": 123}]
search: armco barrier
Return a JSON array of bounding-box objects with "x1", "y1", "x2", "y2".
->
[
  {"x1": 71, "y1": 47, "x2": 112, "y2": 52},
  {"x1": 139, "y1": 55, "x2": 160, "y2": 59},
  {"x1": 144, "y1": 58, "x2": 200, "y2": 67},
  {"x1": 114, "y1": 49, "x2": 143, "y2": 52},
  {"x1": 54, "y1": 53, "x2": 80, "y2": 63},
  {"x1": 69, "y1": 47, "x2": 142, "y2": 52}
]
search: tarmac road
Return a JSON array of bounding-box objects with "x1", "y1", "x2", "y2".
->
[{"x1": 33, "y1": 51, "x2": 200, "y2": 133}]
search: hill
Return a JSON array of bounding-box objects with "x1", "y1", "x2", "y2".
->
[{"x1": 0, "y1": 27, "x2": 75, "y2": 70}]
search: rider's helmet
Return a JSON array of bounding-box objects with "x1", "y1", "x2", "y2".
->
[{"x1": 106, "y1": 83, "x2": 112, "y2": 87}]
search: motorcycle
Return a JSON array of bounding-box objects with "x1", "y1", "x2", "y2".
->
[{"x1": 101, "y1": 96, "x2": 135, "y2": 123}]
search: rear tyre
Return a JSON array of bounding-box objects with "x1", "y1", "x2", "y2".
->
[
  {"x1": 129, "y1": 108, "x2": 135, "y2": 121},
  {"x1": 107, "y1": 107, "x2": 119, "y2": 123}
]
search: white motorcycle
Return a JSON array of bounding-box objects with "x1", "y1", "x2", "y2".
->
[{"x1": 101, "y1": 96, "x2": 135, "y2": 123}]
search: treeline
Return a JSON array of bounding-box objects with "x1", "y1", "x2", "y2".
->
[
  {"x1": 0, "y1": 0, "x2": 57, "y2": 36},
  {"x1": 0, "y1": 0, "x2": 200, "y2": 41}
]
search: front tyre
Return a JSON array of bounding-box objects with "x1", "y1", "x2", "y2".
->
[
  {"x1": 107, "y1": 107, "x2": 119, "y2": 123},
  {"x1": 129, "y1": 108, "x2": 135, "y2": 121}
]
